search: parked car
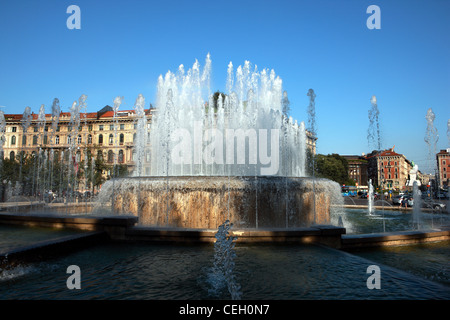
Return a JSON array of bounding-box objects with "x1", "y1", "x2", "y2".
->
[{"x1": 422, "y1": 199, "x2": 447, "y2": 211}]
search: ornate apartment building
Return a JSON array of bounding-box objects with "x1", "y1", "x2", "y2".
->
[
  {"x1": 1, "y1": 106, "x2": 152, "y2": 174},
  {"x1": 366, "y1": 147, "x2": 419, "y2": 190}
]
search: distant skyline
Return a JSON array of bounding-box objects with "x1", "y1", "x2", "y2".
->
[{"x1": 0, "y1": 0, "x2": 449, "y2": 174}]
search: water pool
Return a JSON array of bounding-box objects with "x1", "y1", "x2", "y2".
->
[
  {"x1": 1, "y1": 242, "x2": 448, "y2": 300},
  {"x1": 339, "y1": 208, "x2": 450, "y2": 234},
  {"x1": 0, "y1": 224, "x2": 88, "y2": 253}
]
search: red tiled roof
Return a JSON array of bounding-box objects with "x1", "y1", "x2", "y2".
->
[{"x1": 378, "y1": 149, "x2": 401, "y2": 157}]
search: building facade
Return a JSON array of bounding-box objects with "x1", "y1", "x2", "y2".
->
[
  {"x1": 1, "y1": 106, "x2": 152, "y2": 175},
  {"x1": 436, "y1": 149, "x2": 450, "y2": 188},
  {"x1": 342, "y1": 155, "x2": 368, "y2": 187},
  {"x1": 366, "y1": 148, "x2": 416, "y2": 190}
]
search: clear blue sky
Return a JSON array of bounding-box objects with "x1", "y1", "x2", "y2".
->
[{"x1": 0, "y1": 0, "x2": 449, "y2": 174}]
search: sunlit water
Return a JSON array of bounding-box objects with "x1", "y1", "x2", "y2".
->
[
  {"x1": 0, "y1": 242, "x2": 449, "y2": 300},
  {"x1": 338, "y1": 208, "x2": 450, "y2": 235},
  {"x1": 1, "y1": 208, "x2": 449, "y2": 299}
]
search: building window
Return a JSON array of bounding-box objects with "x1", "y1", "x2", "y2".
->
[
  {"x1": 110, "y1": 124, "x2": 114, "y2": 131},
  {"x1": 55, "y1": 135, "x2": 60, "y2": 144},
  {"x1": 22, "y1": 135, "x2": 26, "y2": 146},
  {"x1": 108, "y1": 150, "x2": 114, "y2": 163},
  {"x1": 118, "y1": 150, "x2": 124, "y2": 163},
  {"x1": 119, "y1": 133, "x2": 124, "y2": 145},
  {"x1": 34, "y1": 126, "x2": 38, "y2": 132},
  {"x1": 11, "y1": 135, "x2": 16, "y2": 145},
  {"x1": 88, "y1": 134, "x2": 92, "y2": 144},
  {"x1": 78, "y1": 135, "x2": 82, "y2": 144},
  {"x1": 120, "y1": 124, "x2": 125, "y2": 130},
  {"x1": 97, "y1": 150, "x2": 103, "y2": 160},
  {"x1": 56, "y1": 126, "x2": 60, "y2": 132},
  {"x1": 99, "y1": 125, "x2": 104, "y2": 131},
  {"x1": 12, "y1": 127, "x2": 17, "y2": 133},
  {"x1": 10, "y1": 151, "x2": 15, "y2": 161},
  {"x1": 68, "y1": 135, "x2": 72, "y2": 144},
  {"x1": 109, "y1": 134, "x2": 114, "y2": 145},
  {"x1": 68, "y1": 126, "x2": 72, "y2": 132},
  {"x1": 88, "y1": 125, "x2": 93, "y2": 131},
  {"x1": 98, "y1": 134, "x2": 103, "y2": 145},
  {"x1": 33, "y1": 135, "x2": 38, "y2": 145},
  {"x1": 43, "y1": 135, "x2": 48, "y2": 145}
]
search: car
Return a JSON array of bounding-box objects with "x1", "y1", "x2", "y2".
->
[{"x1": 422, "y1": 199, "x2": 447, "y2": 211}]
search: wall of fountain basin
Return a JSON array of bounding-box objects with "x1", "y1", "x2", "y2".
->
[{"x1": 102, "y1": 176, "x2": 342, "y2": 229}]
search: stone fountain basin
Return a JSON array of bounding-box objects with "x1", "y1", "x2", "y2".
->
[{"x1": 104, "y1": 176, "x2": 341, "y2": 229}]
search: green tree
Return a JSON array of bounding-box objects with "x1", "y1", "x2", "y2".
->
[{"x1": 313, "y1": 153, "x2": 354, "y2": 186}]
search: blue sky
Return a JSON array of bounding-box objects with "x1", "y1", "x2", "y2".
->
[{"x1": 0, "y1": 0, "x2": 449, "y2": 174}]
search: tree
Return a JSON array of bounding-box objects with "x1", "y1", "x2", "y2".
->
[{"x1": 312, "y1": 153, "x2": 354, "y2": 186}]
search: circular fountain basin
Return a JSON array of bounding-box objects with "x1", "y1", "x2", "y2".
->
[{"x1": 102, "y1": 176, "x2": 342, "y2": 229}]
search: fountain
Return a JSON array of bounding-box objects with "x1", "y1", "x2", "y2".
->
[
  {"x1": 99, "y1": 55, "x2": 341, "y2": 229},
  {"x1": 412, "y1": 181, "x2": 422, "y2": 229},
  {"x1": 206, "y1": 220, "x2": 241, "y2": 300},
  {"x1": 368, "y1": 179, "x2": 374, "y2": 214},
  {"x1": 367, "y1": 95, "x2": 381, "y2": 150},
  {"x1": 1, "y1": 56, "x2": 449, "y2": 301}
]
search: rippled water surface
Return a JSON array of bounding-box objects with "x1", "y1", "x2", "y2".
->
[
  {"x1": 0, "y1": 224, "x2": 87, "y2": 252},
  {"x1": 1, "y1": 242, "x2": 449, "y2": 300},
  {"x1": 338, "y1": 208, "x2": 450, "y2": 234}
]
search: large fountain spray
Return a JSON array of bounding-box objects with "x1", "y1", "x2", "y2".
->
[
  {"x1": 144, "y1": 54, "x2": 306, "y2": 177},
  {"x1": 104, "y1": 54, "x2": 342, "y2": 229}
]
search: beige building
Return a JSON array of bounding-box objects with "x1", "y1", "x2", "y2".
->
[{"x1": 1, "y1": 106, "x2": 152, "y2": 174}]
